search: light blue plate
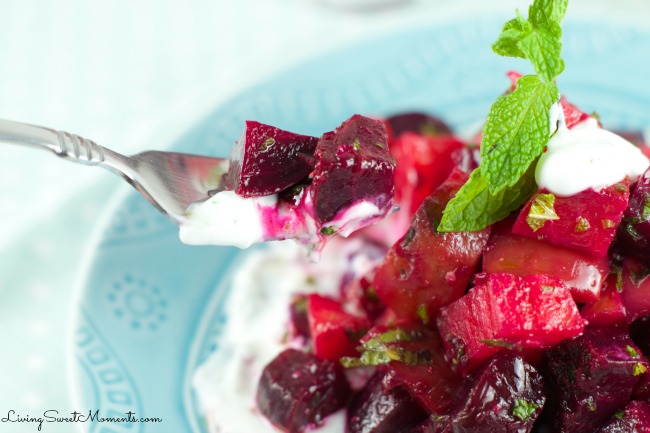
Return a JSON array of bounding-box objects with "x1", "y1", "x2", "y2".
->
[{"x1": 72, "y1": 18, "x2": 650, "y2": 433}]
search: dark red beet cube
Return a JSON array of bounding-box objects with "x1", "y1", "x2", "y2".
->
[
  {"x1": 437, "y1": 273, "x2": 586, "y2": 374},
  {"x1": 631, "y1": 315, "x2": 650, "y2": 356},
  {"x1": 289, "y1": 295, "x2": 311, "y2": 340},
  {"x1": 634, "y1": 371, "x2": 650, "y2": 401},
  {"x1": 615, "y1": 167, "x2": 650, "y2": 264},
  {"x1": 226, "y1": 121, "x2": 319, "y2": 197},
  {"x1": 427, "y1": 351, "x2": 545, "y2": 433},
  {"x1": 390, "y1": 132, "x2": 465, "y2": 216},
  {"x1": 620, "y1": 258, "x2": 650, "y2": 323},
  {"x1": 368, "y1": 323, "x2": 461, "y2": 414},
  {"x1": 310, "y1": 115, "x2": 395, "y2": 224},
  {"x1": 543, "y1": 328, "x2": 648, "y2": 432},
  {"x1": 307, "y1": 294, "x2": 370, "y2": 361},
  {"x1": 256, "y1": 349, "x2": 350, "y2": 433},
  {"x1": 347, "y1": 372, "x2": 428, "y2": 433},
  {"x1": 484, "y1": 217, "x2": 609, "y2": 303},
  {"x1": 373, "y1": 168, "x2": 490, "y2": 321},
  {"x1": 581, "y1": 274, "x2": 627, "y2": 328},
  {"x1": 512, "y1": 182, "x2": 630, "y2": 257},
  {"x1": 386, "y1": 112, "x2": 452, "y2": 138},
  {"x1": 593, "y1": 401, "x2": 650, "y2": 433}
]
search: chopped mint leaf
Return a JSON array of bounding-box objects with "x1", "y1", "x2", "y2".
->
[
  {"x1": 438, "y1": 163, "x2": 537, "y2": 232},
  {"x1": 340, "y1": 328, "x2": 428, "y2": 368},
  {"x1": 626, "y1": 345, "x2": 640, "y2": 358},
  {"x1": 585, "y1": 396, "x2": 596, "y2": 412},
  {"x1": 362, "y1": 328, "x2": 414, "y2": 350},
  {"x1": 526, "y1": 192, "x2": 559, "y2": 232},
  {"x1": 642, "y1": 193, "x2": 650, "y2": 220},
  {"x1": 575, "y1": 217, "x2": 590, "y2": 232},
  {"x1": 614, "y1": 410, "x2": 625, "y2": 420},
  {"x1": 259, "y1": 137, "x2": 275, "y2": 151},
  {"x1": 541, "y1": 285, "x2": 555, "y2": 291},
  {"x1": 320, "y1": 226, "x2": 336, "y2": 235},
  {"x1": 352, "y1": 138, "x2": 361, "y2": 151},
  {"x1": 513, "y1": 397, "x2": 538, "y2": 421},
  {"x1": 481, "y1": 339, "x2": 515, "y2": 349},
  {"x1": 601, "y1": 219, "x2": 616, "y2": 229},
  {"x1": 633, "y1": 362, "x2": 647, "y2": 376},
  {"x1": 417, "y1": 304, "x2": 430, "y2": 324},
  {"x1": 480, "y1": 75, "x2": 559, "y2": 193}
]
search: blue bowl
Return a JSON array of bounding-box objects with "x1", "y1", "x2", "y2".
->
[{"x1": 72, "y1": 18, "x2": 650, "y2": 433}]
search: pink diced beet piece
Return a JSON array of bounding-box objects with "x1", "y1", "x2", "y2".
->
[
  {"x1": 615, "y1": 167, "x2": 650, "y2": 263},
  {"x1": 226, "y1": 121, "x2": 319, "y2": 197},
  {"x1": 374, "y1": 322, "x2": 461, "y2": 414},
  {"x1": 512, "y1": 182, "x2": 630, "y2": 257},
  {"x1": 307, "y1": 294, "x2": 370, "y2": 361},
  {"x1": 310, "y1": 114, "x2": 395, "y2": 224},
  {"x1": 437, "y1": 273, "x2": 586, "y2": 374},
  {"x1": 484, "y1": 217, "x2": 609, "y2": 302},
  {"x1": 581, "y1": 275, "x2": 627, "y2": 328},
  {"x1": 620, "y1": 258, "x2": 650, "y2": 323},
  {"x1": 373, "y1": 168, "x2": 490, "y2": 321}
]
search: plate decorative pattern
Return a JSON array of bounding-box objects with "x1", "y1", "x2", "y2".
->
[{"x1": 72, "y1": 19, "x2": 650, "y2": 432}]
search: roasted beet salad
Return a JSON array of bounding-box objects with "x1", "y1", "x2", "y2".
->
[{"x1": 191, "y1": 0, "x2": 650, "y2": 432}]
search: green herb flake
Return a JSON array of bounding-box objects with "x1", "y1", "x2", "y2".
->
[
  {"x1": 626, "y1": 345, "x2": 640, "y2": 358},
  {"x1": 512, "y1": 398, "x2": 539, "y2": 421},
  {"x1": 642, "y1": 193, "x2": 650, "y2": 221},
  {"x1": 615, "y1": 183, "x2": 629, "y2": 194},
  {"x1": 526, "y1": 193, "x2": 559, "y2": 232},
  {"x1": 633, "y1": 362, "x2": 648, "y2": 376},
  {"x1": 610, "y1": 265, "x2": 624, "y2": 293},
  {"x1": 320, "y1": 226, "x2": 336, "y2": 236},
  {"x1": 540, "y1": 285, "x2": 555, "y2": 291},
  {"x1": 585, "y1": 396, "x2": 596, "y2": 412},
  {"x1": 352, "y1": 139, "x2": 361, "y2": 151},
  {"x1": 614, "y1": 410, "x2": 625, "y2": 420},
  {"x1": 575, "y1": 217, "x2": 590, "y2": 232},
  {"x1": 417, "y1": 304, "x2": 430, "y2": 324},
  {"x1": 601, "y1": 219, "x2": 616, "y2": 229},
  {"x1": 259, "y1": 137, "x2": 275, "y2": 151},
  {"x1": 481, "y1": 339, "x2": 515, "y2": 349}
]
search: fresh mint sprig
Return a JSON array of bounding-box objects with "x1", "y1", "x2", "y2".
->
[{"x1": 439, "y1": 0, "x2": 568, "y2": 232}]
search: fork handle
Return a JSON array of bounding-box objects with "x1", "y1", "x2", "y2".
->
[{"x1": 0, "y1": 118, "x2": 117, "y2": 165}]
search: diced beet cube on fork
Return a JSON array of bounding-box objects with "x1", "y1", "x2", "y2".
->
[
  {"x1": 310, "y1": 114, "x2": 395, "y2": 226},
  {"x1": 226, "y1": 121, "x2": 319, "y2": 197}
]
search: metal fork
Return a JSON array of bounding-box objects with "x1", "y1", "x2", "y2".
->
[{"x1": 0, "y1": 119, "x2": 229, "y2": 223}]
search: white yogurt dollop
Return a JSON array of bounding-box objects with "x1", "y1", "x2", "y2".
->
[
  {"x1": 192, "y1": 238, "x2": 381, "y2": 433},
  {"x1": 536, "y1": 103, "x2": 650, "y2": 196}
]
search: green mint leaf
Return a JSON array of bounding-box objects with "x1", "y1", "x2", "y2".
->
[
  {"x1": 480, "y1": 75, "x2": 558, "y2": 193},
  {"x1": 492, "y1": 14, "x2": 532, "y2": 59},
  {"x1": 438, "y1": 163, "x2": 537, "y2": 232},
  {"x1": 492, "y1": 0, "x2": 567, "y2": 83},
  {"x1": 528, "y1": 0, "x2": 568, "y2": 30},
  {"x1": 518, "y1": 26, "x2": 564, "y2": 83}
]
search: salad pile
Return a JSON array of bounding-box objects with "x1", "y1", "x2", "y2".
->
[{"x1": 191, "y1": 0, "x2": 650, "y2": 432}]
